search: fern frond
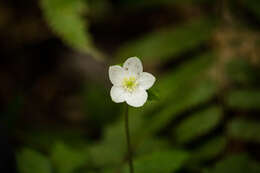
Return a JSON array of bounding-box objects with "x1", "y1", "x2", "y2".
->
[{"x1": 40, "y1": 0, "x2": 103, "y2": 61}]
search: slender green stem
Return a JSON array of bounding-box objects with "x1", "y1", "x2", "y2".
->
[{"x1": 124, "y1": 104, "x2": 134, "y2": 173}]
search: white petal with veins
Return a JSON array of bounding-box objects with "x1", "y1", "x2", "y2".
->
[
  {"x1": 123, "y1": 57, "x2": 143, "y2": 75},
  {"x1": 110, "y1": 86, "x2": 127, "y2": 103},
  {"x1": 109, "y1": 65, "x2": 125, "y2": 86},
  {"x1": 138, "y1": 72, "x2": 156, "y2": 90},
  {"x1": 125, "y1": 88, "x2": 148, "y2": 107}
]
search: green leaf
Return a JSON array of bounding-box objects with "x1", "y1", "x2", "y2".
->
[
  {"x1": 225, "y1": 59, "x2": 260, "y2": 86},
  {"x1": 17, "y1": 148, "x2": 52, "y2": 173},
  {"x1": 190, "y1": 136, "x2": 227, "y2": 164},
  {"x1": 208, "y1": 154, "x2": 260, "y2": 173},
  {"x1": 143, "y1": 53, "x2": 214, "y2": 100},
  {"x1": 157, "y1": 53, "x2": 215, "y2": 99},
  {"x1": 135, "y1": 137, "x2": 170, "y2": 156},
  {"x1": 122, "y1": 150, "x2": 189, "y2": 173},
  {"x1": 40, "y1": 0, "x2": 102, "y2": 60},
  {"x1": 147, "y1": 89, "x2": 159, "y2": 101},
  {"x1": 228, "y1": 118, "x2": 260, "y2": 143},
  {"x1": 116, "y1": 18, "x2": 215, "y2": 63},
  {"x1": 88, "y1": 121, "x2": 126, "y2": 167},
  {"x1": 89, "y1": 139, "x2": 125, "y2": 168},
  {"x1": 51, "y1": 141, "x2": 89, "y2": 173},
  {"x1": 174, "y1": 106, "x2": 223, "y2": 144},
  {"x1": 102, "y1": 168, "x2": 117, "y2": 173},
  {"x1": 225, "y1": 89, "x2": 260, "y2": 110},
  {"x1": 139, "y1": 78, "x2": 217, "y2": 140}
]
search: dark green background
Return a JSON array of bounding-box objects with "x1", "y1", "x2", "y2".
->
[{"x1": 0, "y1": 0, "x2": 260, "y2": 172}]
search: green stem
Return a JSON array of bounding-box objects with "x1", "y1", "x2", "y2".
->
[{"x1": 124, "y1": 104, "x2": 134, "y2": 173}]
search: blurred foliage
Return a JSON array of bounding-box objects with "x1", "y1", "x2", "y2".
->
[
  {"x1": 228, "y1": 118, "x2": 260, "y2": 143},
  {"x1": 205, "y1": 154, "x2": 260, "y2": 173},
  {"x1": 51, "y1": 142, "x2": 89, "y2": 173},
  {"x1": 122, "y1": 150, "x2": 189, "y2": 173},
  {"x1": 225, "y1": 89, "x2": 260, "y2": 110},
  {"x1": 174, "y1": 106, "x2": 223, "y2": 144},
  {"x1": 1, "y1": 0, "x2": 260, "y2": 172},
  {"x1": 116, "y1": 18, "x2": 215, "y2": 63},
  {"x1": 17, "y1": 148, "x2": 52, "y2": 173},
  {"x1": 189, "y1": 136, "x2": 227, "y2": 164},
  {"x1": 40, "y1": 0, "x2": 103, "y2": 60}
]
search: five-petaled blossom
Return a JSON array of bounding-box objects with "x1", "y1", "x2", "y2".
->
[{"x1": 109, "y1": 57, "x2": 156, "y2": 107}]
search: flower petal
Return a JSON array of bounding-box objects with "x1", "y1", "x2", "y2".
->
[
  {"x1": 125, "y1": 88, "x2": 147, "y2": 107},
  {"x1": 110, "y1": 86, "x2": 127, "y2": 103},
  {"x1": 123, "y1": 57, "x2": 143, "y2": 74},
  {"x1": 138, "y1": 72, "x2": 156, "y2": 90},
  {"x1": 109, "y1": 65, "x2": 124, "y2": 86}
]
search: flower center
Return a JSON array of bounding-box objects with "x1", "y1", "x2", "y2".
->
[{"x1": 122, "y1": 76, "x2": 137, "y2": 92}]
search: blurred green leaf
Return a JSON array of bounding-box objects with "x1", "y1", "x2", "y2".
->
[
  {"x1": 51, "y1": 141, "x2": 89, "y2": 173},
  {"x1": 147, "y1": 89, "x2": 159, "y2": 101},
  {"x1": 207, "y1": 154, "x2": 260, "y2": 173},
  {"x1": 89, "y1": 111, "x2": 144, "y2": 167},
  {"x1": 225, "y1": 58, "x2": 260, "y2": 86},
  {"x1": 228, "y1": 118, "x2": 260, "y2": 143},
  {"x1": 102, "y1": 168, "x2": 117, "y2": 173},
  {"x1": 139, "y1": 78, "x2": 217, "y2": 140},
  {"x1": 225, "y1": 89, "x2": 260, "y2": 110},
  {"x1": 174, "y1": 106, "x2": 223, "y2": 144},
  {"x1": 135, "y1": 137, "x2": 170, "y2": 156},
  {"x1": 156, "y1": 53, "x2": 215, "y2": 99},
  {"x1": 116, "y1": 19, "x2": 215, "y2": 63},
  {"x1": 89, "y1": 138, "x2": 125, "y2": 168},
  {"x1": 17, "y1": 148, "x2": 52, "y2": 173},
  {"x1": 89, "y1": 121, "x2": 126, "y2": 167},
  {"x1": 122, "y1": 150, "x2": 189, "y2": 173},
  {"x1": 40, "y1": 0, "x2": 102, "y2": 60},
  {"x1": 190, "y1": 136, "x2": 226, "y2": 164}
]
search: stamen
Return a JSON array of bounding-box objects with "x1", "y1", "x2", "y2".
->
[{"x1": 122, "y1": 77, "x2": 137, "y2": 92}]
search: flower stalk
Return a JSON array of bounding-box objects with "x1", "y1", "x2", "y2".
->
[{"x1": 124, "y1": 104, "x2": 134, "y2": 173}]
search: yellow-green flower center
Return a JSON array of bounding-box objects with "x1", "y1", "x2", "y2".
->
[{"x1": 122, "y1": 77, "x2": 137, "y2": 92}]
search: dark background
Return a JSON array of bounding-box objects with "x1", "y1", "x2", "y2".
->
[{"x1": 0, "y1": 0, "x2": 260, "y2": 173}]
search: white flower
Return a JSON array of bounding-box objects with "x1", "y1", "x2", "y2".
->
[{"x1": 109, "y1": 57, "x2": 156, "y2": 107}]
